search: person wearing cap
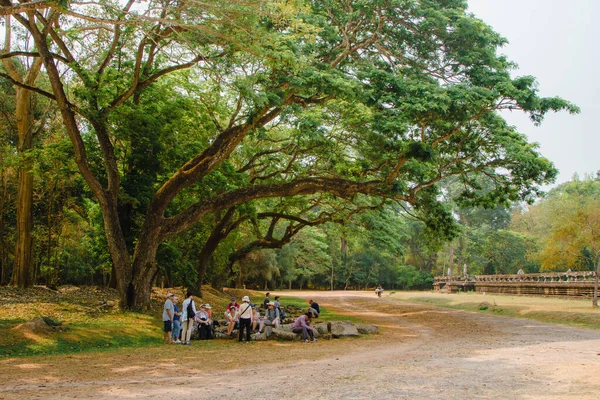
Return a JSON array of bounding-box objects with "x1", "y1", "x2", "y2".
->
[
  {"x1": 292, "y1": 312, "x2": 316, "y2": 343},
  {"x1": 195, "y1": 304, "x2": 213, "y2": 340},
  {"x1": 260, "y1": 302, "x2": 280, "y2": 333},
  {"x1": 171, "y1": 296, "x2": 182, "y2": 343},
  {"x1": 227, "y1": 297, "x2": 239, "y2": 312},
  {"x1": 238, "y1": 296, "x2": 253, "y2": 342},
  {"x1": 181, "y1": 291, "x2": 197, "y2": 345},
  {"x1": 162, "y1": 293, "x2": 175, "y2": 344}
]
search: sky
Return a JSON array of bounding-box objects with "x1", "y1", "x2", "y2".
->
[{"x1": 467, "y1": 0, "x2": 600, "y2": 187}]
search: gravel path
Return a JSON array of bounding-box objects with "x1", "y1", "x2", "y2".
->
[{"x1": 2, "y1": 291, "x2": 599, "y2": 399}]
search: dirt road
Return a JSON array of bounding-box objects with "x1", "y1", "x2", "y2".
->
[{"x1": 1, "y1": 291, "x2": 599, "y2": 399}]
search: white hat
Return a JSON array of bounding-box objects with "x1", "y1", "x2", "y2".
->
[
  {"x1": 242, "y1": 296, "x2": 250, "y2": 302},
  {"x1": 166, "y1": 293, "x2": 174, "y2": 298},
  {"x1": 203, "y1": 304, "x2": 211, "y2": 309}
]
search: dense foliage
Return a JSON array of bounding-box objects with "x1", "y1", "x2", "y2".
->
[{"x1": 0, "y1": 1, "x2": 578, "y2": 305}]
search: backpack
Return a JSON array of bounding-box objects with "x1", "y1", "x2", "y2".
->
[{"x1": 186, "y1": 299, "x2": 195, "y2": 320}]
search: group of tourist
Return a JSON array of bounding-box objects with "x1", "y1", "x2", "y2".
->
[{"x1": 162, "y1": 291, "x2": 320, "y2": 344}]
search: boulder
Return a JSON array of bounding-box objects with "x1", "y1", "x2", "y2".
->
[
  {"x1": 13, "y1": 317, "x2": 54, "y2": 334},
  {"x1": 214, "y1": 332, "x2": 233, "y2": 340},
  {"x1": 314, "y1": 323, "x2": 329, "y2": 335},
  {"x1": 329, "y1": 321, "x2": 359, "y2": 338},
  {"x1": 251, "y1": 332, "x2": 267, "y2": 341},
  {"x1": 270, "y1": 328, "x2": 299, "y2": 341},
  {"x1": 355, "y1": 323, "x2": 379, "y2": 334},
  {"x1": 264, "y1": 326, "x2": 273, "y2": 337}
]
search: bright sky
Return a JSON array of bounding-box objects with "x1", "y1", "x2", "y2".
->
[{"x1": 468, "y1": 0, "x2": 600, "y2": 187}]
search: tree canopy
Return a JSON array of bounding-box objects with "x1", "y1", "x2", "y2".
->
[{"x1": 0, "y1": 0, "x2": 578, "y2": 308}]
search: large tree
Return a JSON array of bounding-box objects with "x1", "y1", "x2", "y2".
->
[{"x1": 1, "y1": 0, "x2": 577, "y2": 308}]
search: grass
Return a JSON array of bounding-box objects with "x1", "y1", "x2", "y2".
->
[
  {"x1": 389, "y1": 291, "x2": 600, "y2": 330},
  {"x1": 0, "y1": 286, "x2": 361, "y2": 359}
]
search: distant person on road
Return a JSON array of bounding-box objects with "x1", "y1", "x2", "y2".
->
[
  {"x1": 163, "y1": 293, "x2": 175, "y2": 344},
  {"x1": 308, "y1": 299, "x2": 320, "y2": 317},
  {"x1": 292, "y1": 312, "x2": 316, "y2": 343}
]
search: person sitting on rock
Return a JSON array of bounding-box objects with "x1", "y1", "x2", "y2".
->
[
  {"x1": 260, "y1": 302, "x2": 280, "y2": 332},
  {"x1": 251, "y1": 305, "x2": 261, "y2": 332},
  {"x1": 292, "y1": 312, "x2": 316, "y2": 343},
  {"x1": 195, "y1": 304, "x2": 213, "y2": 340},
  {"x1": 308, "y1": 299, "x2": 320, "y2": 317},
  {"x1": 262, "y1": 292, "x2": 271, "y2": 309},
  {"x1": 227, "y1": 297, "x2": 239, "y2": 312},
  {"x1": 274, "y1": 296, "x2": 287, "y2": 321},
  {"x1": 225, "y1": 306, "x2": 238, "y2": 336}
]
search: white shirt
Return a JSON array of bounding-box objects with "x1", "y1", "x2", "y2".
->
[{"x1": 238, "y1": 302, "x2": 252, "y2": 319}]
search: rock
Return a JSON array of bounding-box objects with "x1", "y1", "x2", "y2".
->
[
  {"x1": 214, "y1": 332, "x2": 233, "y2": 340},
  {"x1": 271, "y1": 328, "x2": 299, "y2": 341},
  {"x1": 264, "y1": 326, "x2": 273, "y2": 337},
  {"x1": 329, "y1": 321, "x2": 359, "y2": 338},
  {"x1": 251, "y1": 332, "x2": 267, "y2": 341},
  {"x1": 355, "y1": 323, "x2": 379, "y2": 334},
  {"x1": 314, "y1": 323, "x2": 329, "y2": 334},
  {"x1": 13, "y1": 317, "x2": 53, "y2": 334}
]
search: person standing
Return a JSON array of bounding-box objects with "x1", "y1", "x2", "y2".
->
[
  {"x1": 292, "y1": 312, "x2": 316, "y2": 343},
  {"x1": 162, "y1": 293, "x2": 175, "y2": 344},
  {"x1": 181, "y1": 291, "x2": 197, "y2": 345},
  {"x1": 238, "y1": 296, "x2": 253, "y2": 342},
  {"x1": 171, "y1": 296, "x2": 182, "y2": 343}
]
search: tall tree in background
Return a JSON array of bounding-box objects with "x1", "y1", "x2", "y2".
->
[
  {"x1": 1, "y1": 15, "x2": 45, "y2": 287},
  {"x1": 1, "y1": 1, "x2": 577, "y2": 308}
]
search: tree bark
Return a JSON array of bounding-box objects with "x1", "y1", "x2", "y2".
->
[
  {"x1": 593, "y1": 255, "x2": 599, "y2": 308},
  {"x1": 10, "y1": 87, "x2": 36, "y2": 288}
]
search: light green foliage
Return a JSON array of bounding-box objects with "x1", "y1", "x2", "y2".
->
[{"x1": 515, "y1": 175, "x2": 600, "y2": 272}]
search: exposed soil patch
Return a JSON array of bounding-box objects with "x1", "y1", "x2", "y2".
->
[{"x1": 1, "y1": 291, "x2": 599, "y2": 399}]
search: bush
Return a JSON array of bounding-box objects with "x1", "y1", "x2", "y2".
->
[{"x1": 396, "y1": 265, "x2": 434, "y2": 290}]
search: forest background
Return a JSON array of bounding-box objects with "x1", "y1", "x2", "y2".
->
[{"x1": 0, "y1": 0, "x2": 595, "y2": 309}]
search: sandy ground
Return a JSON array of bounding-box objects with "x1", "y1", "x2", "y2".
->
[{"x1": 1, "y1": 291, "x2": 599, "y2": 399}]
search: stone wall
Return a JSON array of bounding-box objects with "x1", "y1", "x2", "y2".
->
[{"x1": 434, "y1": 272, "x2": 597, "y2": 297}]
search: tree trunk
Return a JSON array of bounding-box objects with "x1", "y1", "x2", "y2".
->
[
  {"x1": 195, "y1": 209, "x2": 236, "y2": 297},
  {"x1": 11, "y1": 88, "x2": 36, "y2": 288},
  {"x1": 593, "y1": 256, "x2": 599, "y2": 308},
  {"x1": 0, "y1": 168, "x2": 9, "y2": 285},
  {"x1": 448, "y1": 243, "x2": 454, "y2": 277}
]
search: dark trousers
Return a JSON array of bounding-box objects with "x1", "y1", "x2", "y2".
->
[
  {"x1": 198, "y1": 323, "x2": 212, "y2": 340},
  {"x1": 292, "y1": 327, "x2": 314, "y2": 341},
  {"x1": 239, "y1": 318, "x2": 251, "y2": 342}
]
